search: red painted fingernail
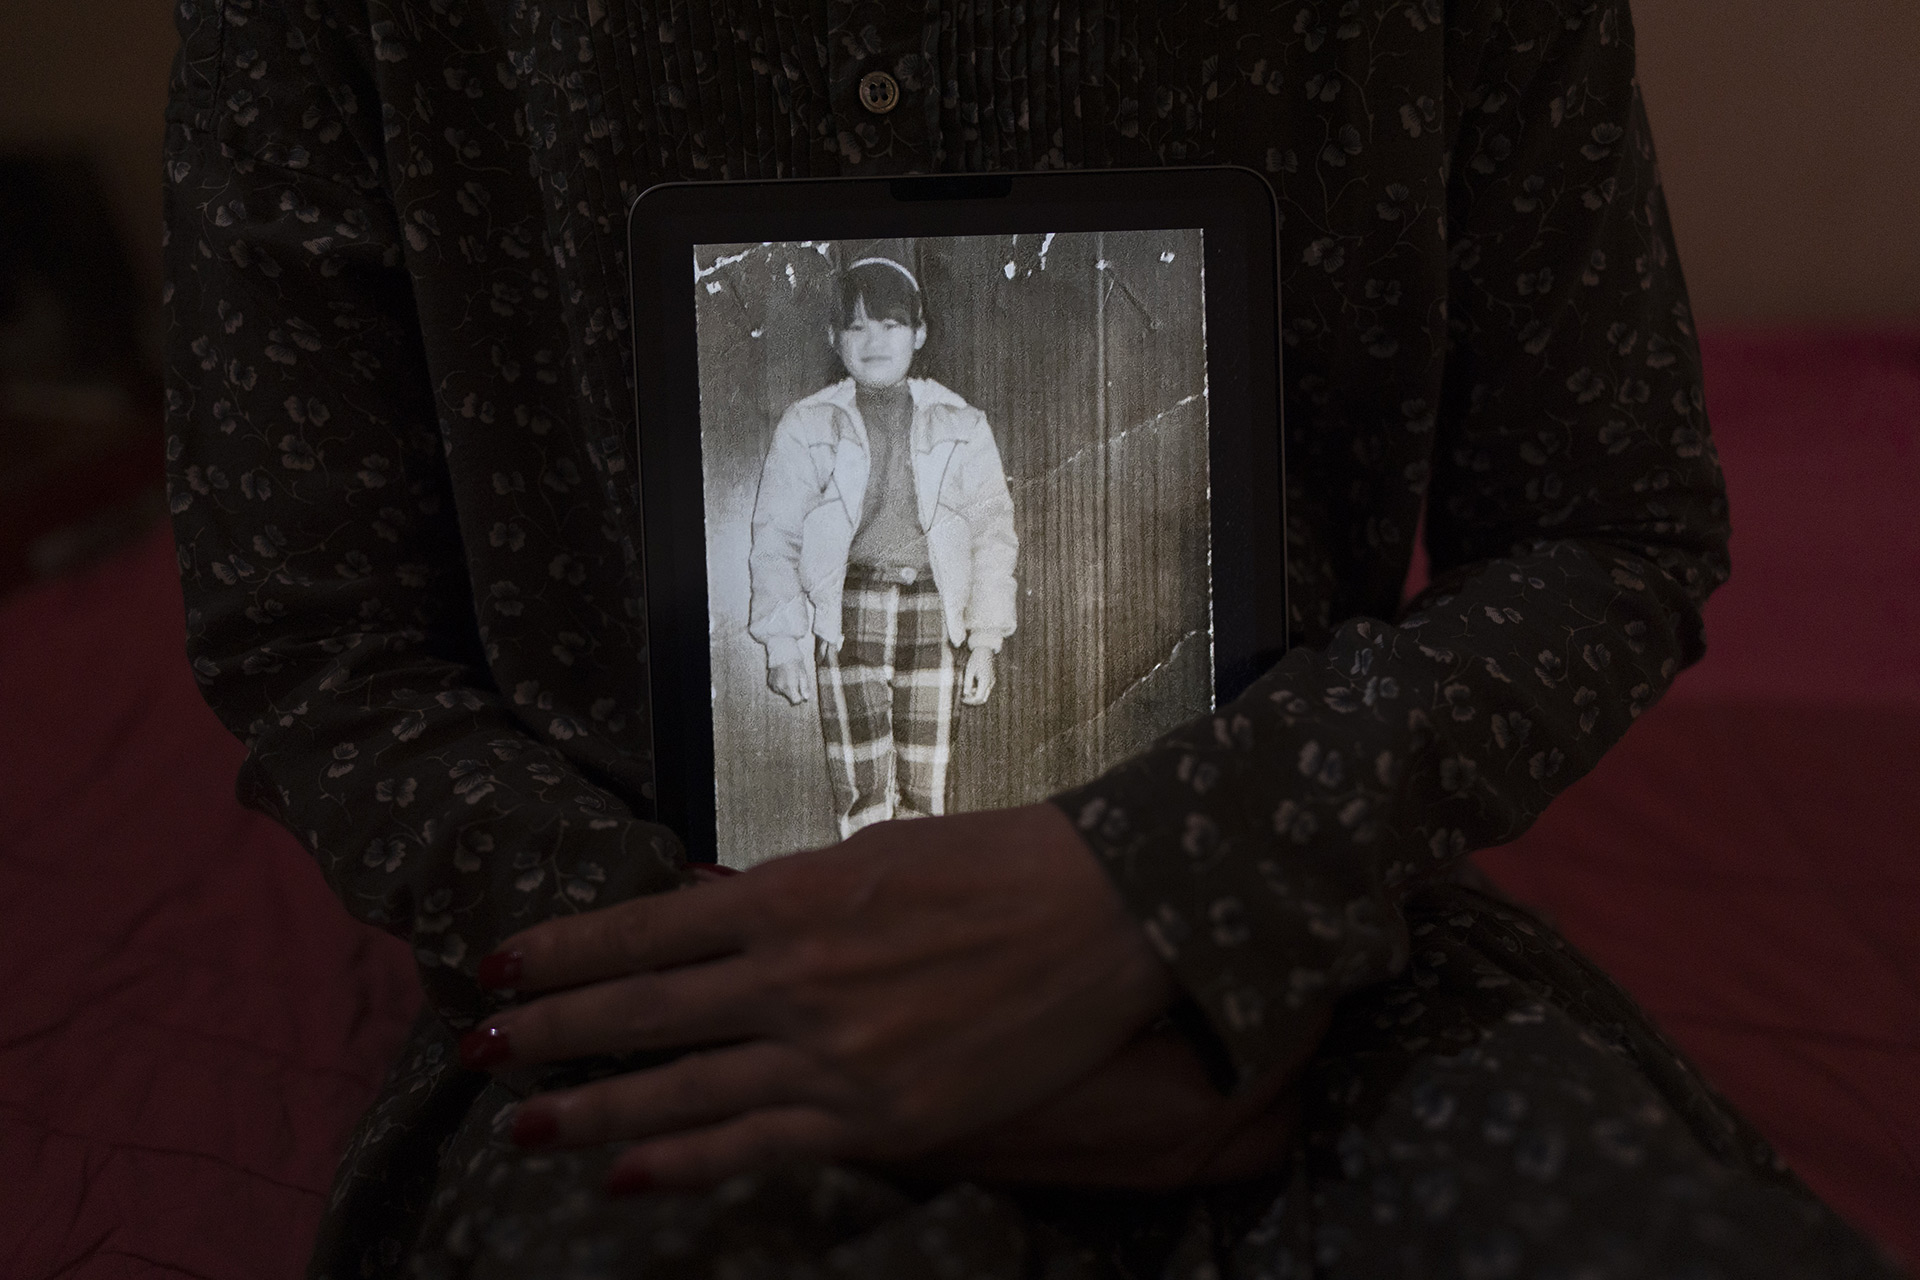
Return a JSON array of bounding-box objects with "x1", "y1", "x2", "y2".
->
[
  {"x1": 510, "y1": 1105, "x2": 557, "y2": 1148},
  {"x1": 605, "y1": 1162, "x2": 655, "y2": 1195},
  {"x1": 458, "y1": 1025, "x2": 513, "y2": 1069},
  {"x1": 477, "y1": 949, "x2": 523, "y2": 989}
]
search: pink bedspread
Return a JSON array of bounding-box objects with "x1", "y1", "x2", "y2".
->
[
  {"x1": 0, "y1": 539, "x2": 421, "y2": 1276},
  {"x1": 2, "y1": 331, "x2": 1914, "y2": 1275}
]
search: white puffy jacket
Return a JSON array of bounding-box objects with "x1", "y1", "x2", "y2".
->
[{"x1": 747, "y1": 377, "x2": 1019, "y2": 670}]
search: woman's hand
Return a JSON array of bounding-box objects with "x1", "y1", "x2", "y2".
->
[
  {"x1": 914, "y1": 1013, "x2": 1326, "y2": 1189},
  {"x1": 460, "y1": 804, "x2": 1176, "y2": 1191}
]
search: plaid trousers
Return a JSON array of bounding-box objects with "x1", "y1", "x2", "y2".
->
[{"x1": 815, "y1": 568, "x2": 957, "y2": 836}]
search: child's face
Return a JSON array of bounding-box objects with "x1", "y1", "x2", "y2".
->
[{"x1": 834, "y1": 297, "x2": 926, "y2": 389}]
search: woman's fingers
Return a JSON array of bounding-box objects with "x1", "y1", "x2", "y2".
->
[
  {"x1": 481, "y1": 874, "x2": 753, "y2": 994},
  {"x1": 602, "y1": 1105, "x2": 849, "y2": 1193},
  {"x1": 465, "y1": 803, "x2": 1203, "y2": 1194},
  {"x1": 512, "y1": 1041, "x2": 820, "y2": 1151},
  {"x1": 464, "y1": 955, "x2": 763, "y2": 1067}
]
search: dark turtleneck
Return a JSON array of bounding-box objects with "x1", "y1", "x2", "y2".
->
[{"x1": 848, "y1": 379, "x2": 931, "y2": 571}]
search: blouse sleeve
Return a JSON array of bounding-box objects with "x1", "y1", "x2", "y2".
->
[
  {"x1": 161, "y1": 1, "x2": 683, "y2": 1030},
  {"x1": 1054, "y1": 0, "x2": 1730, "y2": 1086}
]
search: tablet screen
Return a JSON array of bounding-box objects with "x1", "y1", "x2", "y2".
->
[{"x1": 691, "y1": 232, "x2": 1213, "y2": 867}]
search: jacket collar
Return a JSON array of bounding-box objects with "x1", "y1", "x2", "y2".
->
[{"x1": 821, "y1": 378, "x2": 971, "y2": 450}]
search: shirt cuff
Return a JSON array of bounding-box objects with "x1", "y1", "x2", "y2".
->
[
  {"x1": 761, "y1": 634, "x2": 812, "y2": 671},
  {"x1": 967, "y1": 630, "x2": 1006, "y2": 654},
  {"x1": 1049, "y1": 750, "x2": 1401, "y2": 1089}
]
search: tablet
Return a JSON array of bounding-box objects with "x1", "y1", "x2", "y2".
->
[{"x1": 628, "y1": 168, "x2": 1285, "y2": 867}]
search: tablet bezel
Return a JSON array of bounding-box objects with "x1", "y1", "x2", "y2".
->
[{"x1": 627, "y1": 167, "x2": 1285, "y2": 862}]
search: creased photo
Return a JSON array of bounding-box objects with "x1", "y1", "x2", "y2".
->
[{"x1": 694, "y1": 231, "x2": 1213, "y2": 867}]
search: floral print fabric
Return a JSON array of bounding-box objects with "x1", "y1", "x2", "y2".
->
[{"x1": 160, "y1": 0, "x2": 1895, "y2": 1274}]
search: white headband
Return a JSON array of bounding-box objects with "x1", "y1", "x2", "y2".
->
[{"x1": 847, "y1": 255, "x2": 921, "y2": 293}]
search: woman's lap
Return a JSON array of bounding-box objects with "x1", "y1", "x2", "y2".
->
[{"x1": 315, "y1": 886, "x2": 1898, "y2": 1279}]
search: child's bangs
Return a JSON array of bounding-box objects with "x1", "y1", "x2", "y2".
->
[{"x1": 836, "y1": 261, "x2": 922, "y2": 328}]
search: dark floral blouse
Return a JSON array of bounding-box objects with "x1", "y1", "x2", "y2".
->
[{"x1": 160, "y1": 0, "x2": 1899, "y2": 1275}]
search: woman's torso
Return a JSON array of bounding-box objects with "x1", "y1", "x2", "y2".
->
[{"x1": 174, "y1": 0, "x2": 1465, "y2": 807}]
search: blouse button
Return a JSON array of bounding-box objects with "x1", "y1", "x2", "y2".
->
[{"x1": 858, "y1": 71, "x2": 901, "y2": 115}]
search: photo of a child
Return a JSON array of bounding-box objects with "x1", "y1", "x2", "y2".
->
[
  {"x1": 696, "y1": 232, "x2": 1213, "y2": 867},
  {"x1": 746, "y1": 257, "x2": 1019, "y2": 835}
]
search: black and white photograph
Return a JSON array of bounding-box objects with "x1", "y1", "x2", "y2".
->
[{"x1": 694, "y1": 231, "x2": 1214, "y2": 867}]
